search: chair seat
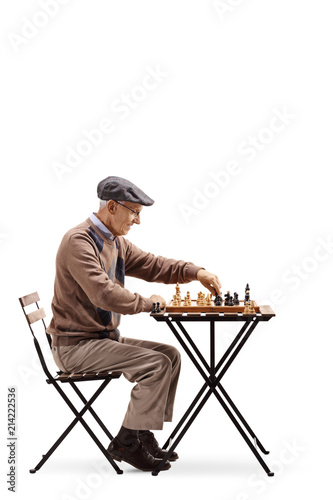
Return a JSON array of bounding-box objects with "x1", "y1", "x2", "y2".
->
[{"x1": 47, "y1": 371, "x2": 122, "y2": 383}]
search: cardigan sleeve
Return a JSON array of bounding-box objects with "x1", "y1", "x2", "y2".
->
[{"x1": 121, "y1": 237, "x2": 203, "y2": 284}]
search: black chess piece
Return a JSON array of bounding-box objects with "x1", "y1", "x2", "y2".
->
[
  {"x1": 156, "y1": 302, "x2": 161, "y2": 313},
  {"x1": 224, "y1": 291, "x2": 232, "y2": 306},
  {"x1": 233, "y1": 292, "x2": 239, "y2": 305},
  {"x1": 152, "y1": 302, "x2": 157, "y2": 313},
  {"x1": 245, "y1": 283, "x2": 250, "y2": 303},
  {"x1": 214, "y1": 295, "x2": 222, "y2": 306}
]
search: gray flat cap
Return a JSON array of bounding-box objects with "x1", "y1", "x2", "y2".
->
[{"x1": 97, "y1": 176, "x2": 154, "y2": 206}]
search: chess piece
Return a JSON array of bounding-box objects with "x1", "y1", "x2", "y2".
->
[
  {"x1": 206, "y1": 293, "x2": 211, "y2": 305},
  {"x1": 175, "y1": 282, "x2": 181, "y2": 301},
  {"x1": 224, "y1": 291, "x2": 232, "y2": 306},
  {"x1": 233, "y1": 292, "x2": 239, "y2": 305},
  {"x1": 243, "y1": 301, "x2": 250, "y2": 314},
  {"x1": 152, "y1": 302, "x2": 157, "y2": 313},
  {"x1": 197, "y1": 292, "x2": 206, "y2": 306},
  {"x1": 156, "y1": 302, "x2": 161, "y2": 313},
  {"x1": 245, "y1": 283, "x2": 250, "y2": 303},
  {"x1": 248, "y1": 300, "x2": 255, "y2": 314},
  {"x1": 214, "y1": 293, "x2": 222, "y2": 306},
  {"x1": 214, "y1": 294, "x2": 222, "y2": 305},
  {"x1": 184, "y1": 293, "x2": 191, "y2": 306}
]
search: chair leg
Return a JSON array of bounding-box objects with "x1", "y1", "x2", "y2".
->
[
  {"x1": 69, "y1": 381, "x2": 114, "y2": 441},
  {"x1": 30, "y1": 410, "x2": 85, "y2": 473},
  {"x1": 30, "y1": 378, "x2": 123, "y2": 475}
]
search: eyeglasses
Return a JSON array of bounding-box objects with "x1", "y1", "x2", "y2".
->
[{"x1": 115, "y1": 201, "x2": 141, "y2": 218}]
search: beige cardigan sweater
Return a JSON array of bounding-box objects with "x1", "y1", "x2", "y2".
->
[{"x1": 47, "y1": 217, "x2": 202, "y2": 345}]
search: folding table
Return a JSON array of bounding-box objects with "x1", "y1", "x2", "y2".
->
[{"x1": 150, "y1": 305, "x2": 275, "y2": 476}]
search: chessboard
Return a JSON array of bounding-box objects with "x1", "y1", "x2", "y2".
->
[
  {"x1": 164, "y1": 283, "x2": 259, "y2": 314},
  {"x1": 165, "y1": 299, "x2": 259, "y2": 313}
]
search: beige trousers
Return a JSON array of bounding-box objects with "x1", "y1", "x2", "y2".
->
[{"x1": 52, "y1": 336, "x2": 181, "y2": 430}]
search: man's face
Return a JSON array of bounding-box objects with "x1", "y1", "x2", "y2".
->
[{"x1": 110, "y1": 201, "x2": 142, "y2": 236}]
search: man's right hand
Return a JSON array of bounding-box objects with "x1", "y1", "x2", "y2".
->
[{"x1": 150, "y1": 295, "x2": 166, "y2": 309}]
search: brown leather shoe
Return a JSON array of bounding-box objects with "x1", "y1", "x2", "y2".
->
[
  {"x1": 138, "y1": 431, "x2": 179, "y2": 461},
  {"x1": 107, "y1": 437, "x2": 171, "y2": 472}
]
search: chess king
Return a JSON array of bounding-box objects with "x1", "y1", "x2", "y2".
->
[{"x1": 47, "y1": 176, "x2": 221, "y2": 472}]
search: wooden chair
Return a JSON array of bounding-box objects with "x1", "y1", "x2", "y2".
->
[{"x1": 19, "y1": 292, "x2": 123, "y2": 475}]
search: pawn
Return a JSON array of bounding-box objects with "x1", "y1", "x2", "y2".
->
[
  {"x1": 152, "y1": 302, "x2": 157, "y2": 313},
  {"x1": 214, "y1": 294, "x2": 221, "y2": 304},
  {"x1": 215, "y1": 295, "x2": 222, "y2": 306},
  {"x1": 248, "y1": 300, "x2": 255, "y2": 314},
  {"x1": 233, "y1": 292, "x2": 239, "y2": 305},
  {"x1": 243, "y1": 301, "x2": 250, "y2": 314},
  {"x1": 156, "y1": 302, "x2": 161, "y2": 313}
]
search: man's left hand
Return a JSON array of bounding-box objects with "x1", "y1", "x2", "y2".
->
[{"x1": 196, "y1": 269, "x2": 221, "y2": 296}]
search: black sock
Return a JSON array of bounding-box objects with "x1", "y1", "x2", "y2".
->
[
  {"x1": 138, "y1": 430, "x2": 150, "y2": 435},
  {"x1": 116, "y1": 426, "x2": 139, "y2": 446}
]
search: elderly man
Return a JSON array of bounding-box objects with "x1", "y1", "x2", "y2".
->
[{"x1": 47, "y1": 176, "x2": 221, "y2": 472}]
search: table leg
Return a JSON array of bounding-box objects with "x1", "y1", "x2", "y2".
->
[
  {"x1": 153, "y1": 386, "x2": 213, "y2": 475},
  {"x1": 216, "y1": 384, "x2": 270, "y2": 454},
  {"x1": 162, "y1": 383, "x2": 207, "y2": 449},
  {"x1": 212, "y1": 318, "x2": 271, "y2": 454},
  {"x1": 209, "y1": 384, "x2": 274, "y2": 476}
]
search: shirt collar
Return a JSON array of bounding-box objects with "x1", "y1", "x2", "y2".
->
[{"x1": 89, "y1": 213, "x2": 116, "y2": 241}]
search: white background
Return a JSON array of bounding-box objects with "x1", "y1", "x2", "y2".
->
[{"x1": 1, "y1": 1, "x2": 332, "y2": 499}]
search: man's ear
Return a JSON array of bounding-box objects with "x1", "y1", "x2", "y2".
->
[{"x1": 107, "y1": 200, "x2": 117, "y2": 214}]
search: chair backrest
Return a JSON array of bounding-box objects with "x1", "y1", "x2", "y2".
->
[{"x1": 19, "y1": 292, "x2": 54, "y2": 380}]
